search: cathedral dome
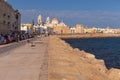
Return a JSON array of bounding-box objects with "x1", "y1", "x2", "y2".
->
[{"x1": 52, "y1": 17, "x2": 59, "y2": 24}]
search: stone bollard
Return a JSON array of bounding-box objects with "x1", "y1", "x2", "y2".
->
[
  {"x1": 27, "y1": 39, "x2": 30, "y2": 43},
  {"x1": 31, "y1": 42, "x2": 35, "y2": 47}
]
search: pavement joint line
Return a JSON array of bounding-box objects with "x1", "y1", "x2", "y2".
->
[{"x1": 38, "y1": 37, "x2": 49, "y2": 80}]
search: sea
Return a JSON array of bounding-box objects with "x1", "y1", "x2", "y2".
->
[{"x1": 64, "y1": 37, "x2": 120, "y2": 69}]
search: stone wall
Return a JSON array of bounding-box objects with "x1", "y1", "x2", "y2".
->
[
  {"x1": 48, "y1": 35, "x2": 120, "y2": 80},
  {"x1": 54, "y1": 33, "x2": 120, "y2": 39}
]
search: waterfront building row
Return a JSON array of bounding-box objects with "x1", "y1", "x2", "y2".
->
[
  {"x1": 0, "y1": 0, "x2": 21, "y2": 34},
  {"x1": 37, "y1": 15, "x2": 84, "y2": 34},
  {"x1": 84, "y1": 27, "x2": 120, "y2": 34},
  {"x1": 21, "y1": 15, "x2": 120, "y2": 35}
]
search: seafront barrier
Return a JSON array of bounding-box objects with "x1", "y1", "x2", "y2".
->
[
  {"x1": 54, "y1": 33, "x2": 120, "y2": 39},
  {"x1": 48, "y1": 34, "x2": 120, "y2": 80}
]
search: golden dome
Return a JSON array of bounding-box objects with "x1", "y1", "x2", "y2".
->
[
  {"x1": 52, "y1": 18, "x2": 58, "y2": 21},
  {"x1": 52, "y1": 17, "x2": 59, "y2": 24}
]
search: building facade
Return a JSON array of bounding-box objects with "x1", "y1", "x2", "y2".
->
[
  {"x1": 51, "y1": 17, "x2": 71, "y2": 34},
  {"x1": 21, "y1": 23, "x2": 34, "y2": 34},
  {"x1": 53, "y1": 21, "x2": 71, "y2": 34},
  {"x1": 0, "y1": 0, "x2": 21, "y2": 34},
  {"x1": 75, "y1": 24, "x2": 84, "y2": 33},
  {"x1": 37, "y1": 15, "x2": 85, "y2": 34}
]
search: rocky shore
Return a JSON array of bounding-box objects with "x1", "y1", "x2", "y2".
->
[{"x1": 48, "y1": 34, "x2": 120, "y2": 80}]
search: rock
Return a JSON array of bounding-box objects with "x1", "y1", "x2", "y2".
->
[
  {"x1": 73, "y1": 48, "x2": 85, "y2": 57},
  {"x1": 94, "y1": 59, "x2": 108, "y2": 73},
  {"x1": 107, "y1": 68, "x2": 120, "y2": 80},
  {"x1": 73, "y1": 48, "x2": 107, "y2": 73},
  {"x1": 79, "y1": 50, "x2": 95, "y2": 59},
  {"x1": 49, "y1": 36, "x2": 113, "y2": 80},
  {"x1": 85, "y1": 53, "x2": 95, "y2": 59},
  {"x1": 73, "y1": 48, "x2": 80, "y2": 52}
]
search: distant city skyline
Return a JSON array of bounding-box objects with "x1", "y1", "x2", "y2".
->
[{"x1": 7, "y1": 0, "x2": 120, "y2": 28}]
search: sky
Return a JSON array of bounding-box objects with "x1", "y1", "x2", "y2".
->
[{"x1": 7, "y1": 0, "x2": 120, "y2": 28}]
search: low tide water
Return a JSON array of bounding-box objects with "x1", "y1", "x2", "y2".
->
[{"x1": 64, "y1": 37, "x2": 120, "y2": 69}]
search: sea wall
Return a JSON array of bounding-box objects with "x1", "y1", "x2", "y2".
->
[
  {"x1": 54, "y1": 33, "x2": 120, "y2": 39},
  {"x1": 48, "y1": 34, "x2": 120, "y2": 80}
]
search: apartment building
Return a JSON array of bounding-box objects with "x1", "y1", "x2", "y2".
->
[{"x1": 0, "y1": 0, "x2": 21, "y2": 34}]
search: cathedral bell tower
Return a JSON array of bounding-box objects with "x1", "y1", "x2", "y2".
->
[
  {"x1": 37, "y1": 15, "x2": 42, "y2": 26},
  {"x1": 46, "y1": 17, "x2": 50, "y2": 24}
]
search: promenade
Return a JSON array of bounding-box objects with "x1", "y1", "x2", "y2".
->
[
  {"x1": 0, "y1": 36, "x2": 48, "y2": 80},
  {"x1": 0, "y1": 34, "x2": 120, "y2": 80}
]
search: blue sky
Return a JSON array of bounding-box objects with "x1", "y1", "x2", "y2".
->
[{"x1": 7, "y1": 0, "x2": 120, "y2": 28}]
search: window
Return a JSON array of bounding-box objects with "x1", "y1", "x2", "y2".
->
[
  {"x1": 3, "y1": 21, "x2": 6, "y2": 24},
  {"x1": 8, "y1": 15, "x2": 10, "y2": 19},
  {"x1": 16, "y1": 14, "x2": 18, "y2": 19},
  {"x1": 3, "y1": 13, "x2": 6, "y2": 17},
  {"x1": 8, "y1": 22, "x2": 10, "y2": 26}
]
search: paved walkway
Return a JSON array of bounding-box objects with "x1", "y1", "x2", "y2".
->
[{"x1": 0, "y1": 37, "x2": 48, "y2": 80}]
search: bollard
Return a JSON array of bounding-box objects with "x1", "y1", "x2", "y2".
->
[
  {"x1": 31, "y1": 42, "x2": 35, "y2": 47},
  {"x1": 27, "y1": 39, "x2": 30, "y2": 43}
]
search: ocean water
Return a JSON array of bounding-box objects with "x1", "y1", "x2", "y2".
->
[{"x1": 64, "y1": 37, "x2": 120, "y2": 69}]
